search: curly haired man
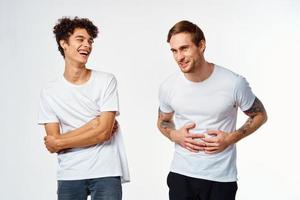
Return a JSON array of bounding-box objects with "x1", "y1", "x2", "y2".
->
[{"x1": 38, "y1": 17, "x2": 129, "y2": 200}]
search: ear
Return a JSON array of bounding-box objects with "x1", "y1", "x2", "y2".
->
[
  {"x1": 59, "y1": 40, "x2": 67, "y2": 50},
  {"x1": 198, "y1": 40, "x2": 206, "y2": 53}
]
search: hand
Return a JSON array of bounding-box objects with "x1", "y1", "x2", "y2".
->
[
  {"x1": 170, "y1": 123, "x2": 206, "y2": 153},
  {"x1": 44, "y1": 135, "x2": 61, "y2": 153},
  {"x1": 202, "y1": 130, "x2": 232, "y2": 154}
]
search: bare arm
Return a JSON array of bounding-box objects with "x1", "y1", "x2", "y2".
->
[
  {"x1": 157, "y1": 108, "x2": 206, "y2": 152},
  {"x1": 43, "y1": 123, "x2": 61, "y2": 153},
  {"x1": 203, "y1": 97, "x2": 268, "y2": 154},
  {"x1": 230, "y1": 97, "x2": 268, "y2": 143},
  {"x1": 157, "y1": 108, "x2": 175, "y2": 140},
  {"x1": 44, "y1": 111, "x2": 116, "y2": 153}
]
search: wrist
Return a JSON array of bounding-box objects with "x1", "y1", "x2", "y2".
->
[
  {"x1": 56, "y1": 138, "x2": 64, "y2": 151},
  {"x1": 169, "y1": 130, "x2": 176, "y2": 142},
  {"x1": 227, "y1": 131, "x2": 239, "y2": 145}
]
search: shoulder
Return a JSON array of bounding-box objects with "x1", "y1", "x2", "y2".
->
[
  {"x1": 40, "y1": 78, "x2": 62, "y2": 97},
  {"x1": 159, "y1": 72, "x2": 181, "y2": 91},
  {"x1": 215, "y1": 65, "x2": 253, "y2": 94},
  {"x1": 215, "y1": 65, "x2": 240, "y2": 80},
  {"x1": 214, "y1": 65, "x2": 247, "y2": 86},
  {"x1": 92, "y1": 70, "x2": 116, "y2": 80},
  {"x1": 91, "y1": 70, "x2": 117, "y2": 87}
]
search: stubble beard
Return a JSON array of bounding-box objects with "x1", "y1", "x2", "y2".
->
[{"x1": 180, "y1": 60, "x2": 196, "y2": 74}]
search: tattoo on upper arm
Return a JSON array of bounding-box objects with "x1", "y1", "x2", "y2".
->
[
  {"x1": 238, "y1": 97, "x2": 266, "y2": 135},
  {"x1": 243, "y1": 97, "x2": 266, "y2": 117}
]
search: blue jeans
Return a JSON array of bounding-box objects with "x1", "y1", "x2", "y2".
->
[{"x1": 57, "y1": 176, "x2": 122, "y2": 200}]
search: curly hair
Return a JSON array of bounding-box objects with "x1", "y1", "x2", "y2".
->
[
  {"x1": 167, "y1": 20, "x2": 205, "y2": 47},
  {"x1": 53, "y1": 17, "x2": 99, "y2": 57}
]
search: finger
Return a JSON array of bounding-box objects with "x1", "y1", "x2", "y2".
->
[
  {"x1": 203, "y1": 142, "x2": 219, "y2": 147},
  {"x1": 186, "y1": 139, "x2": 207, "y2": 148},
  {"x1": 184, "y1": 142, "x2": 205, "y2": 151},
  {"x1": 206, "y1": 132, "x2": 218, "y2": 137},
  {"x1": 201, "y1": 137, "x2": 217, "y2": 143},
  {"x1": 184, "y1": 122, "x2": 196, "y2": 130},
  {"x1": 204, "y1": 149, "x2": 220, "y2": 154},
  {"x1": 186, "y1": 133, "x2": 205, "y2": 139},
  {"x1": 204, "y1": 146, "x2": 219, "y2": 151},
  {"x1": 185, "y1": 146, "x2": 199, "y2": 153},
  {"x1": 207, "y1": 130, "x2": 220, "y2": 135}
]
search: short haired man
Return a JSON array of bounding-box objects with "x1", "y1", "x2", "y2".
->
[
  {"x1": 158, "y1": 20, "x2": 267, "y2": 200},
  {"x1": 38, "y1": 17, "x2": 129, "y2": 200}
]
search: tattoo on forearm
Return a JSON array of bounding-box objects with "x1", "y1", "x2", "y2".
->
[
  {"x1": 160, "y1": 120, "x2": 175, "y2": 130},
  {"x1": 238, "y1": 117, "x2": 253, "y2": 135},
  {"x1": 158, "y1": 108, "x2": 175, "y2": 130}
]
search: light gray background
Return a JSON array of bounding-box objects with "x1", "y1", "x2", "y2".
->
[{"x1": 1, "y1": 0, "x2": 299, "y2": 199}]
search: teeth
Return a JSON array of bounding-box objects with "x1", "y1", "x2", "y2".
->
[{"x1": 78, "y1": 50, "x2": 89, "y2": 55}]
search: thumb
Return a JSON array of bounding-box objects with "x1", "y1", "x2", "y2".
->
[
  {"x1": 183, "y1": 122, "x2": 196, "y2": 130},
  {"x1": 207, "y1": 130, "x2": 219, "y2": 136}
]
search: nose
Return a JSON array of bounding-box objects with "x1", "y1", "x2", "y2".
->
[
  {"x1": 176, "y1": 51, "x2": 185, "y2": 62},
  {"x1": 83, "y1": 40, "x2": 91, "y2": 48}
]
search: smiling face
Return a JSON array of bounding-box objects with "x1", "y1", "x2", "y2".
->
[
  {"x1": 169, "y1": 32, "x2": 205, "y2": 73},
  {"x1": 60, "y1": 28, "x2": 94, "y2": 65}
]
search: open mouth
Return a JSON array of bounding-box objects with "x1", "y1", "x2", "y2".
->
[
  {"x1": 78, "y1": 50, "x2": 90, "y2": 57},
  {"x1": 179, "y1": 61, "x2": 189, "y2": 68}
]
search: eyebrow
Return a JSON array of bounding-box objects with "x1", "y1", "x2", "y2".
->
[
  {"x1": 75, "y1": 35, "x2": 85, "y2": 39},
  {"x1": 170, "y1": 45, "x2": 189, "y2": 52},
  {"x1": 75, "y1": 35, "x2": 94, "y2": 42}
]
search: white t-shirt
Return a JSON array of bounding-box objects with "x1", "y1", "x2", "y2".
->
[
  {"x1": 159, "y1": 65, "x2": 255, "y2": 182},
  {"x1": 38, "y1": 70, "x2": 130, "y2": 182}
]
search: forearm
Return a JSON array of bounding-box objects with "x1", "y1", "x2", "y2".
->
[
  {"x1": 157, "y1": 120, "x2": 175, "y2": 141},
  {"x1": 54, "y1": 112, "x2": 116, "y2": 150},
  {"x1": 229, "y1": 97, "x2": 268, "y2": 144},
  {"x1": 59, "y1": 117, "x2": 101, "y2": 139},
  {"x1": 157, "y1": 109, "x2": 175, "y2": 141},
  {"x1": 229, "y1": 113, "x2": 267, "y2": 144},
  {"x1": 56, "y1": 125, "x2": 112, "y2": 149}
]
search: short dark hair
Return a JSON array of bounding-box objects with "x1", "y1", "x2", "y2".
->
[
  {"x1": 53, "y1": 17, "x2": 99, "y2": 57},
  {"x1": 167, "y1": 20, "x2": 205, "y2": 47}
]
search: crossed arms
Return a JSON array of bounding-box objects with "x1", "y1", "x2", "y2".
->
[
  {"x1": 157, "y1": 97, "x2": 267, "y2": 154},
  {"x1": 44, "y1": 111, "x2": 117, "y2": 153}
]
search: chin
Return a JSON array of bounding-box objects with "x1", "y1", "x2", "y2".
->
[
  {"x1": 77, "y1": 59, "x2": 88, "y2": 65},
  {"x1": 180, "y1": 67, "x2": 192, "y2": 73}
]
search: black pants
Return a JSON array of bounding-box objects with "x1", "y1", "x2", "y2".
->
[{"x1": 167, "y1": 172, "x2": 237, "y2": 200}]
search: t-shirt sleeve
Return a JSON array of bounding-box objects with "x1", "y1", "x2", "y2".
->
[
  {"x1": 159, "y1": 84, "x2": 174, "y2": 113},
  {"x1": 38, "y1": 89, "x2": 59, "y2": 125},
  {"x1": 99, "y1": 75, "x2": 119, "y2": 115},
  {"x1": 234, "y1": 76, "x2": 256, "y2": 111}
]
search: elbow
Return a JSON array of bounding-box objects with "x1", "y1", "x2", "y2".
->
[
  {"x1": 95, "y1": 129, "x2": 112, "y2": 143},
  {"x1": 262, "y1": 108, "x2": 268, "y2": 124},
  {"x1": 157, "y1": 121, "x2": 161, "y2": 131},
  {"x1": 263, "y1": 113, "x2": 268, "y2": 124},
  {"x1": 259, "y1": 112, "x2": 268, "y2": 125},
  {"x1": 157, "y1": 119, "x2": 163, "y2": 132}
]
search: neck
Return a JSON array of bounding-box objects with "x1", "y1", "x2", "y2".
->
[
  {"x1": 184, "y1": 60, "x2": 214, "y2": 82},
  {"x1": 63, "y1": 59, "x2": 90, "y2": 85}
]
